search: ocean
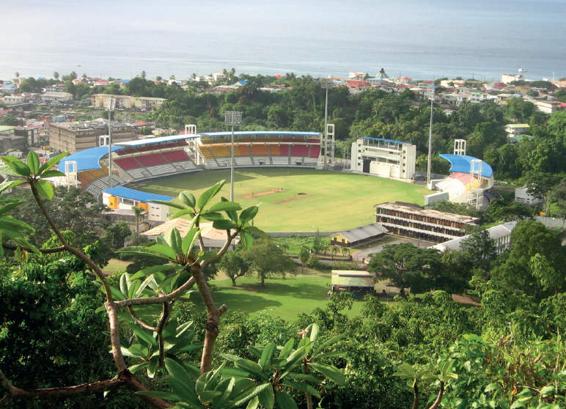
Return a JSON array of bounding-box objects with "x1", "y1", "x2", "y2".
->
[{"x1": 1, "y1": 0, "x2": 565, "y2": 81}]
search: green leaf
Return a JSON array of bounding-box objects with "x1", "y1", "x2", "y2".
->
[
  {"x1": 171, "y1": 208, "x2": 197, "y2": 219},
  {"x1": 151, "y1": 199, "x2": 184, "y2": 209},
  {"x1": 240, "y1": 231, "x2": 254, "y2": 249},
  {"x1": 27, "y1": 152, "x2": 40, "y2": 174},
  {"x1": 165, "y1": 358, "x2": 197, "y2": 382},
  {"x1": 208, "y1": 201, "x2": 242, "y2": 213},
  {"x1": 234, "y1": 383, "x2": 271, "y2": 407},
  {"x1": 240, "y1": 206, "x2": 259, "y2": 223},
  {"x1": 38, "y1": 151, "x2": 68, "y2": 173},
  {"x1": 41, "y1": 169, "x2": 66, "y2": 178},
  {"x1": 179, "y1": 192, "x2": 196, "y2": 208},
  {"x1": 275, "y1": 391, "x2": 299, "y2": 409},
  {"x1": 258, "y1": 385, "x2": 275, "y2": 409},
  {"x1": 197, "y1": 180, "x2": 225, "y2": 210},
  {"x1": 1, "y1": 156, "x2": 30, "y2": 176},
  {"x1": 213, "y1": 219, "x2": 237, "y2": 230},
  {"x1": 309, "y1": 323, "x2": 320, "y2": 342},
  {"x1": 131, "y1": 325, "x2": 156, "y2": 347},
  {"x1": 246, "y1": 396, "x2": 260, "y2": 409},
  {"x1": 181, "y1": 227, "x2": 200, "y2": 256},
  {"x1": 259, "y1": 343, "x2": 275, "y2": 369},
  {"x1": 35, "y1": 180, "x2": 55, "y2": 200},
  {"x1": 279, "y1": 338, "x2": 295, "y2": 360},
  {"x1": 309, "y1": 363, "x2": 345, "y2": 385}
]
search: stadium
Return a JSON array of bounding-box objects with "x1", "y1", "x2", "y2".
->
[{"x1": 56, "y1": 129, "x2": 430, "y2": 232}]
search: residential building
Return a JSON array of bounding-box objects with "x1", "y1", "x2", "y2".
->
[
  {"x1": 505, "y1": 124, "x2": 530, "y2": 142},
  {"x1": 351, "y1": 137, "x2": 416, "y2": 180},
  {"x1": 91, "y1": 94, "x2": 166, "y2": 110},
  {"x1": 534, "y1": 100, "x2": 562, "y2": 114},
  {"x1": 375, "y1": 202, "x2": 479, "y2": 243},
  {"x1": 48, "y1": 120, "x2": 137, "y2": 152},
  {"x1": 41, "y1": 92, "x2": 73, "y2": 103},
  {"x1": 0, "y1": 126, "x2": 26, "y2": 152}
]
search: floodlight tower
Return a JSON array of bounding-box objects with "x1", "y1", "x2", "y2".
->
[
  {"x1": 107, "y1": 97, "x2": 116, "y2": 187},
  {"x1": 321, "y1": 78, "x2": 333, "y2": 169},
  {"x1": 426, "y1": 83, "x2": 435, "y2": 187},
  {"x1": 224, "y1": 111, "x2": 242, "y2": 201}
]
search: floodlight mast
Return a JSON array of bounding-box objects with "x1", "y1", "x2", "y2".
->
[
  {"x1": 108, "y1": 97, "x2": 115, "y2": 187},
  {"x1": 426, "y1": 83, "x2": 435, "y2": 187},
  {"x1": 322, "y1": 78, "x2": 332, "y2": 168},
  {"x1": 224, "y1": 111, "x2": 242, "y2": 201}
]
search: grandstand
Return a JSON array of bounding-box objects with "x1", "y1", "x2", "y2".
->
[
  {"x1": 197, "y1": 131, "x2": 321, "y2": 168},
  {"x1": 431, "y1": 140, "x2": 494, "y2": 209}
]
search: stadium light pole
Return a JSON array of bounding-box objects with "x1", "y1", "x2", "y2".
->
[
  {"x1": 108, "y1": 96, "x2": 115, "y2": 187},
  {"x1": 321, "y1": 78, "x2": 332, "y2": 169},
  {"x1": 426, "y1": 83, "x2": 435, "y2": 187},
  {"x1": 225, "y1": 111, "x2": 242, "y2": 201}
]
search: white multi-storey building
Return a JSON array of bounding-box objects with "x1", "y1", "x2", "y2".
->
[{"x1": 350, "y1": 137, "x2": 416, "y2": 181}]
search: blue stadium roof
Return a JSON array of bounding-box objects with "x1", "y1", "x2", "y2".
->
[
  {"x1": 362, "y1": 136, "x2": 405, "y2": 145},
  {"x1": 439, "y1": 154, "x2": 493, "y2": 178},
  {"x1": 58, "y1": 146, "x2": 123, "y2": 172},
  {"x1": 104, "y1": 186, "x2": 173, "y2": 203},
  {"x1": 200, "y1": 131, "x2": 320, "y2": 138}
]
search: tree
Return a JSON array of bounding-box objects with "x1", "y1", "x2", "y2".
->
[
  {"x1": 219, "y1": 250, "x2": 250, "y2": 286},
  {"x1": 491, "y1": 220, "x2": 566, "y2": 298},
  {"x1": 53, "y1": 71, "x2": 60, "y2": 81},
  {"x1": 299, "y1": 246, "x2": 311, "y2": 271},
  {"x1": 132, "y1": 206, "x2": 145, "y2": 241},
  {"x1": 368, "y1": 243, "x2": 444, "y2": 294},
  {"x1": 245, "y1": 237, "x2": 295, "y2": 287}
]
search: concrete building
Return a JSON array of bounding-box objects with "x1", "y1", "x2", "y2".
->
[
  {"x1": 505, "y1": 123, "x2": 530, "y2": 142},
  {"x1": 431, "y1": 221, "x2": 517, "y2": 254},
  {"x1": 351, "y1": 137, "x2": 416, "y2": 181},
  {"x1": 534, "y1": 100, "x2": 562, "y2": 114},
  {"x1": 0, "y1": 126, "x2": 27, "y2": 152},
  {"x1": 48, "y1": 120, "x2": 137, "y2": 152},
  {"x1": 41, "y1": 92, "x2": 73, "y2": 103},
  {"x1": 91, "y1": 94, "x2": 166, "y2": 110},
  {"x1": 375, "y1": 202, "x2": 479, "y2": 243}
]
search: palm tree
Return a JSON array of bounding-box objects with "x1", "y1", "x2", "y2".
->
[{"x1": 132, "y1": 206, "x2": 145, "y2": 242}]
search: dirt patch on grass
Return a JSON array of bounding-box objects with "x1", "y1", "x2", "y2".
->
[
  {"x1": 244, "y1": 188, "x2": 284, "y2": 199},
  {"x1": 276, "y1": 193, "x2": 309, "y2": 205}
]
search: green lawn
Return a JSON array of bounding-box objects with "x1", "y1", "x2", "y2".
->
[
  {"x1": 131, "y1": 168, "x2": 429, "y2": 232},
  {"x1": 209, "y1": 273, "x2": 364, "y2": 321}
]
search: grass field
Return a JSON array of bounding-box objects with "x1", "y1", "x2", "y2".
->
[
  {"x1": 131, "y1": 168, "x2": 429, "y2": 232},
  {"x1": 209, "y1": 273, "x2": 364, "y2": 321}
]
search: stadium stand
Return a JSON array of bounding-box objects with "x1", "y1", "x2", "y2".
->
[{"x1": 55, "y1": 130, "x2": 322, "y2": 201}]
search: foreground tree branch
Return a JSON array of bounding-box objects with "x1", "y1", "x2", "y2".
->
[{"x1": 0, "y1": 370, "x2": 125, "y2": 398}]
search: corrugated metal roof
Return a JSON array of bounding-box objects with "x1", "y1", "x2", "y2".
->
[
  {"x1": 58, "y1": 146, "x2": 123, "y2": 172},
  {"x1": 439, "y1": 154, "x2": 494, "y2": 178},
  {"x1": 335, "y1": 223, "x2": 388, "y2": 243},
  {"x1": 104, "y1": 186, "x2": 172, "y2": 202}
]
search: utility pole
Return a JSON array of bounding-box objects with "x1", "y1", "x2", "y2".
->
[
  {"x1": 224, "y1": 111, "x2": 242, "y2": 201},
  {"x1": 426, "y1": 83, "x2": 435, "y2": 187}
]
